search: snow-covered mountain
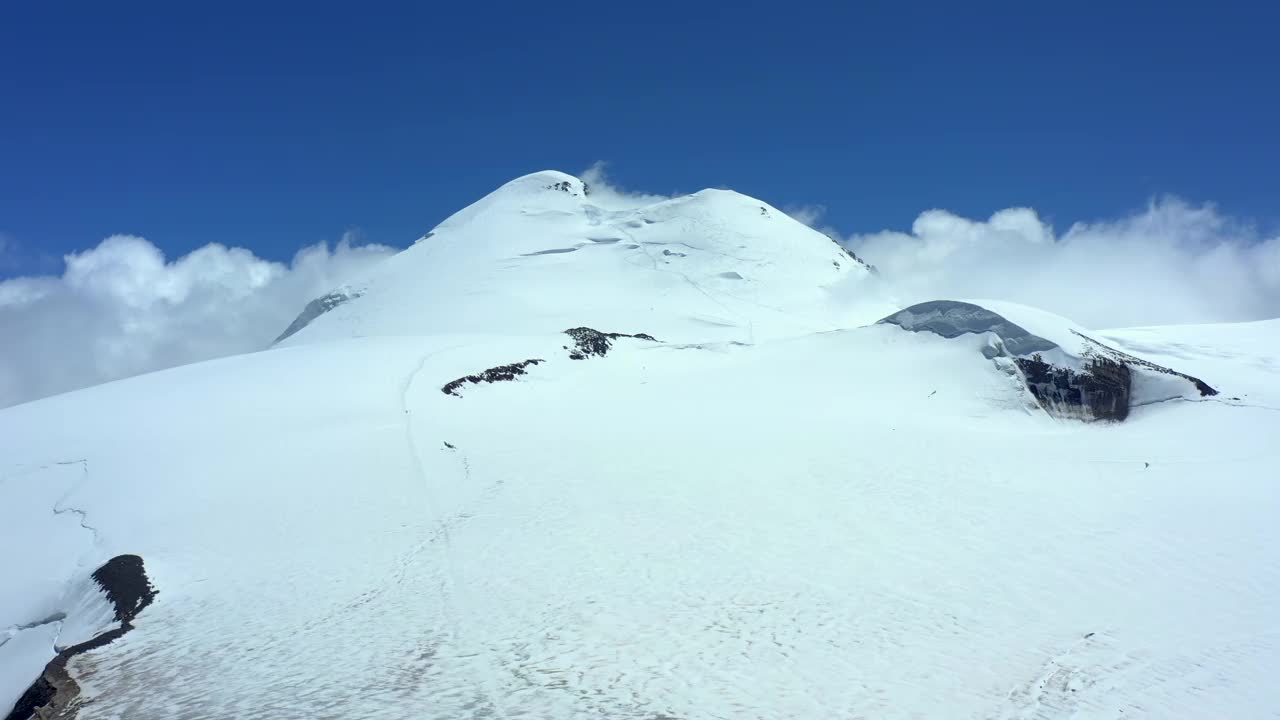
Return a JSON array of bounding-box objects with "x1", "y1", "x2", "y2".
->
[
  {"x1": 274, "y1": 171, "x2": 879, "y2": 347},
  {"x1": 3, "y1": 171, "x2": 1277, "y2": 719}
]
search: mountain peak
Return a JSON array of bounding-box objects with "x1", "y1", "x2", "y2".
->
[
  {"x1": 280, "y1": 173, "x2": 876, "y2": 346},
  {"x1": 500, "y1": 170, "x2": 588, "y2": 197}
]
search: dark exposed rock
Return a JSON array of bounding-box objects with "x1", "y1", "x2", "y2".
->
[
  {"x1": 274, "y1": 289, "x2": 363, "y2": 344},
  {"x1": 441, "y1": 359, "x2": 545, "y2": 397},
  {"x1": 1017, "y1": 353, "x2": 1132, "y2": 421},
  {"x1": 840, "y1": 246, "x2": 873, "y2": 271},
  {"x1": 91, "y1": 555, "x2": 157, "y2": 626},
  {"x1": 879, "y1": 300, "x2": 1217, "y2": 422},
  {"x1": 816, "y1": 230, "x2": 874, "y2": 273},
  {"x1": 5, "y1": 555, "x2": 156, "y2": 720},
  {"x1": 1071, "y1": 330, "x2": 1217, "y2": 397},
  {"x1": 545, "y1": 180, "x2": 579, "y2": 195},
  {"x1": 563, "y1": 327, "x2": 658, "y2": 360},
  {"x1": 5, "y1": 677, "x2": 55, "y2": 720}
]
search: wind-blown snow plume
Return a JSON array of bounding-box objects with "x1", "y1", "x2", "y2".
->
[
  {"x1": 840, "y1": 198, "x2": 1280, "y2": 328},
  {"x1": 0, "y1": 234, "x2": 396, "y2": 408},
  {"x1": 579, "y1": 162, "x2": 673, "y2": 210}
]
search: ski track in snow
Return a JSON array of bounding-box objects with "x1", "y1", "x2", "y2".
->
[
  {"x1": 338, "y1": 333, "x2": 1278, "y2": 719},
  {"x1": 400, "y1": 344, "x2": 514, "y2": 720}
]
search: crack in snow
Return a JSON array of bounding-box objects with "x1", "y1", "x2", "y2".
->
[
  {"x1": 0, "y1": 614, "x2": 67, "y2": 651},
  {"x1": 638, "y1": 239, "x2": 755, "y2": 264},
  {"x1": 1, "y1": 458, "x2": 87, "y2": 488},
  {"x1": 620, "y1": 226, "x2": 757, "y2": 344},
  {"x1": 50, "y1": 459, "x2": 100, "y2": 547},
  {"x1": 1203, "y1": 397, "x2": 1280, "y2": 412},
  {"x1": 1133, "y1": 396, "x2": 1280, "y2": 413},
  {"x1": 621, "y1": 211, "x2": 830, "y2": 340}
]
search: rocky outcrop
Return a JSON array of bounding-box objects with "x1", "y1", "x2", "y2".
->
[
  {"x1": 441, "y1": 359, "x2": 545, "y2": 397},
  {"x1": 1017, "y1": 354, "x2": 1132, "y2": 421},
  {"x1": 544, "y1": 180, "x2": 582, "y2": 196},
  {"x1": 274, "y1": 289, "x2": 363, "y2": 344},
  {"x1": 1071, "y1": 330, "x2": 1217, "y2": 398},
  {"x1": 839, "y1": 246, "x2": 876, "y2": 273},
  {"x1": 437, "y1": 328, "x2": 658, "y2": 398},
  {"x1": 878, "y1": 301, "x2": 1059, "y2": 358},
  {"x1": 878, "y1": 300, "x2": 1216, "y2": 422},
  {"x1": 816, "y1": 230, "x2": 875, "y2": 273},
  {"x1": 5, "y1": 555, "x2": 157, "y2": 720},
  {"x1": 563, "y1": 328, "x2": 657, "y2": 360}
]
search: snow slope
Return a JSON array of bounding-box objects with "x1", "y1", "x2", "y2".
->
[
  {"x1": 1101, "y1": 318, "x2": 1280, "y2": 409},
  {"x1": 3, "y1": 172, "x2": 1278, "y2": 719}
]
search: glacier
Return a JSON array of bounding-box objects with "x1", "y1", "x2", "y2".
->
[{"x1": 2, "y1": 171, "x2": 1277, "y2": 719}]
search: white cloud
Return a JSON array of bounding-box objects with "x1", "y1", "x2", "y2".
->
[
  {"x1": 842, "y1": 198, "x2": 1280, "y2": 329},
  {"x1": 0, "y1": 233, "x2": 397, "y2": 408}
]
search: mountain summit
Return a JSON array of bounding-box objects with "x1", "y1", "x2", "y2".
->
[
  {"x1": 276, "y1": 171, "x2": 874, "y2": 346},
  {"x1": 2, "y1": 173, "x2": 1277, "y2": 720}
]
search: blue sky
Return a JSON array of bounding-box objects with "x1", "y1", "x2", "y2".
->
[{"x1": 2, "y1": 1, "x2": 1278, "y2": 274}]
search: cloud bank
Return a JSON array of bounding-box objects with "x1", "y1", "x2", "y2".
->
[
  {"x1": 837, "y1": 198, "x2": 1280, "y2": 329},
  {"x1": 0, "y1": 234, "x2": 397, "y2": 408}
]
